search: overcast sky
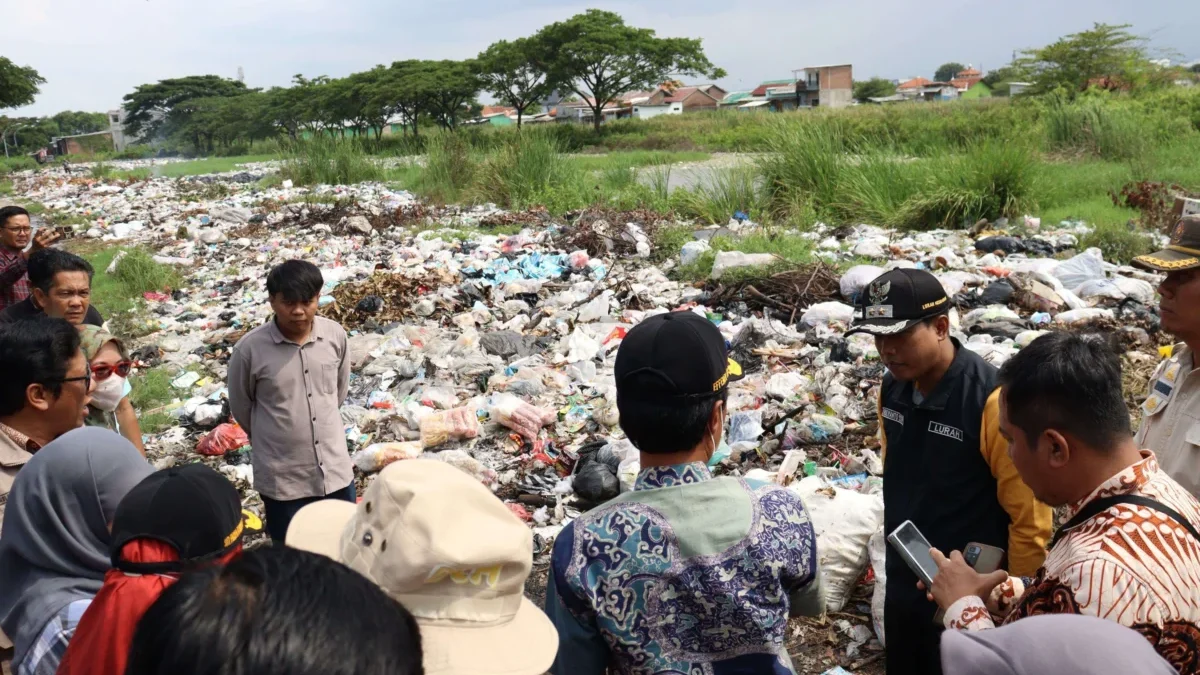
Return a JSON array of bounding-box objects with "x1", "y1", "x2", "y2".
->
[{"x1": 7, "y1": 0, "x2": 1199, "y2": 116}]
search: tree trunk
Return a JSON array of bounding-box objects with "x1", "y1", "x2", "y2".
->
[
  {"x1": 517, "y1": 109, "x2": 523, "y2": 129},
  {"x1": 592, "y1": 109, "x2": 602, "y2": 132}
]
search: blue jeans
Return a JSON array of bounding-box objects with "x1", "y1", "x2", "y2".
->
[{"x1": 262, "y1": 482, "x2": 356, "y2": 542}]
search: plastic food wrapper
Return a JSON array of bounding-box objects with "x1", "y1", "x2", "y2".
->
[
  {"x1": 488, "y1": 393, "x2": 554, "y2": 441},
  {"x1": 419, "y1": 407, "x2": 480, "y2": 448},
  {"x1": 196, "y1": 422, "x2": 249, "y2": 457},
  {"x1": 353, "y1": 441, "x2": 423, "y2": 472}
]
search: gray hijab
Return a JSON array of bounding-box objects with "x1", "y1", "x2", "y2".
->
[
  {"x1": 941, "y1": 615, "x2": 1177, "y2": 675},
  {"x1": 0, "y1": 427, "x2": 153, "y2": 665}
]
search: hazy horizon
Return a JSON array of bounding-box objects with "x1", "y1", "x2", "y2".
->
[{"x1": 7, "y1": 0, "x2": 1198, "y2": 116}]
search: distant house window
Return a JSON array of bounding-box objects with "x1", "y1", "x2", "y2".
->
[
  {"x1": 807, "y1": 71, "x2": 819, "y2": 88},
  {"x1": 110, "y1": 115, "x2": 120, "y2": 124}
]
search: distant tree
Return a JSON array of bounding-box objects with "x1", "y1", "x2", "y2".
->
[
  {"x1": 1191, "y1": 63, "x2": 1200, "y2": 74},
  {"x1": 981, "y1": 66, "x2": 1024, "y2": 89},
  {"x1": 477, "y1": 37, "x2": 559, "y2": 128},
  {"x1": 424, "y1": 60, "x2": 481, "y2": 130},
  {"x1": 536, "y1": 10, "x2": 725, "y2": 131},
  {"x1": 0, "y1": 58, "x2": 45, "y2": 110},
  {"x1": 122, "y1": 75, "x2": 248, "y2": 139},
  {"x1": 1014, "y1": 23, "x2": 1151, "y2": 96},
  {"x1": 51, "y1": 111, "x2": 109, "y2": 135},
  {"x1": 386, "y1": 61, "x2": 435, "y2": 137},
  {"x1": 934, "y1": 62, "x2": 966, "y2": 83},
  {"x1": 852, "y1": 78, "x2": 897, "y2": 102}
]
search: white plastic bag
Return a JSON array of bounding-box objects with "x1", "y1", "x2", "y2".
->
[
  {"x1": 869, "y1": 530, "x2": 887, "y2": 648},
  {"x1": 1112, "y1": 276, "x2": 1156, "y2": 305},
  {"x1": 766, "y1": 372, "x2": 812, "y2": 400},
  {"x1": 353, "y1": 441, "x2": 423, "y2": 472},
  {"x1": 790, "y1": 476, "x2": 885, "y2": 612},
  {"x1": 1074, "y1": 279, "x2": 1126, "y2": 302},
  {"x1": 839, "y1": 265, "x2": 883, "y2": 302},
  {"x1": 800, "y1": 302, "x2": 856, "y2": 328},
  {"x1": 1052, "y1": 251, "x2": 1106, "y2": 293},
  {"x1": 1054, "y1": 308, "x2": 1114, "y2": 325},
  {"x1": 711, "y1": 251, "x2": 775, "y2": 280},
  {"x1": 680, "y1": 240, "x2": 711, "y2": 266},
  {"x1": 488, "y1": 393, "x2": 554, "y2": 441},
  {"x1": 961, "y1": 305, "x2": 1021, "y2": 329}
]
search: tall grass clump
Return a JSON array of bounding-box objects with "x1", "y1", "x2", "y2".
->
[
  {"x1": 0, "y1": 157, "x2": 38, "y2": 174},
  {"x1": 281, "y1": 136, "x2": 383, "y2": 186},
  {"x1": 758, "y1": 120, "x2": 847, "y2": 221},
  {"x1": 420, "y1": 133, "x2": 476, "y2": 202},
  {"x1": 1042, "y1": 95, "x2": 1147, "y2": 162},
  {"x1": 673, "y1": 167, "x2": 765, "y2": 224},
  {"x1": 472, "y1": 131, "x2": 587, "y2": 211},
  {"x1": 897, "y1": 142, "x2": 1040, "y2": 230},
  {"x1": 90, "y1": 163, "x2": 115, "y2": 180}
]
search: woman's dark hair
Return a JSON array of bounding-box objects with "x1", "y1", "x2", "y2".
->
[
  {"x1": 618, "y1": 392, "x2": 725, "y2": 455},
  {"x1": 265, "y1": 260, "x2": 323, "y2": 303},
  {"x1": 0, "y1": 316, "x2": 80, "y2": 416},
  {"x1": 27, "y1": 249, "x2": 94, "y2": 294},
  {"x1": 126, "y1": 545, "x2": 424, "y2": 675},
  {"x1": 998, "y1": 331, "x2": 1131, "y2": 451},
  {"x1": 0, "y1": 205, "x2": 29, "y2": 229}
]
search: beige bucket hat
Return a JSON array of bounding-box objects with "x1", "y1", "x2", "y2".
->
[{"x1": 286, "y1": 459, "x2": 558, "y2": 675}]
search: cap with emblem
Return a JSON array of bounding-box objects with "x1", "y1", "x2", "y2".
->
[
  {"x1": 1133, "y1": 215, "x2": 1200, "y2": 272},
  {"x1": 286, "y1": 459, "x2": 558, "y2": 675},
  {"x1": 846, "y1": 268, "x2": 951, "y2": 337},
  {"x1": 614, "y1": 310, "x2": 743, "y2": 400}
]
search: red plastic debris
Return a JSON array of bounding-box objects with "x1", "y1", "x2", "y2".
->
[
  {"x1": 196, "y1": 422, "x2": 249, "y2": 456},
  {"x1": 507, "y1": 503, "x2": 532, "y2": 522}
]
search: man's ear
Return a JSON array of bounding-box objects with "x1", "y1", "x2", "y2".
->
[
  {"x1": 26, "y1": 383, "x2": 54, "y2": 413},
  {"x1": 935, "y1": 314, "x2": 951, "y2": 339},
  {"x1": 1044, "y1": 429, "x2": 1071, "y2": 469},
  {"x1": 710, "y1": 399, "x2": 726, "y2": 435},
  {"x1": 31, "y1": 287, "x2": 48, "y2": 308}
]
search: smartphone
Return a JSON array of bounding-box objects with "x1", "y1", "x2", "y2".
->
[
  {"x1": 887, "y1": 520, "x2": 939, "y2": 587},
  {"x1": 963, "y1": 542, "x2": 1006, "y2": 574}
]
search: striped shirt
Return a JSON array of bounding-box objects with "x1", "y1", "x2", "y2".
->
[
  {"x1": 0, "y1": 246, "x2": 30, "y2": 312},
  {"x1": 15, "y1": 599, "x2": 90, "y2": 675},
  {"x1": 945, "y1": 452, "x2": 1200, "y2": 673}
]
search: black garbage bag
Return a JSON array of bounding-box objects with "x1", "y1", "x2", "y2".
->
[
  {"x1": 1023, "y1": 239, "x2": 1056, "y2": 257},
  {"x1": 481, "y1": 330, "x2": 536, "y2": 358},
  {"x1": 975, "y1": 236, "x2": 1025, "y2": 255},
  {"x1": 356, "y1": 295, "x2": 385, "y2": 314},
  {"x1": 979, "y1": 280, "x2": 1016, "y2": 305},
  {"x1": 573, "y1": 441, "x2": 622, "y2": 502}
]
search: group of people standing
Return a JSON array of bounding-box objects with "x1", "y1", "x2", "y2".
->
[{"x1": 0, "y1": 200, "x2": 1199, "y2": 675}]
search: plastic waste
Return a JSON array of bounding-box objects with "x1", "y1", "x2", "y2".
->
[
  {"x1": 961, "y1": 305, "x2": 1022, "y2": 330},
  {"x1": 353, "y1": 441, "x2": 423, "y2": 472},
  {"x1": 800, "y1": 302, "x2": 856, "y2": 328},
  {"x1": 795, "y1": 415, "x2": 845, "y2": 443},
  {"x1": 728, "y1": 410, "x2": 765, "y2": 444},
  {"x1": 1052, "y1": 251, "x2": 1106, "y2": 293},
  {"x1": 573, "y1": 442, "x2": 622, "y2": 502},
  {"x1": 480, "y1": 330, "x2": 533, "y2": 358},
  {"x1": 766, "y1": 372, "x2": 812, "y2": 400},
  {"x1": 355, "y1": 295, "x2": 384, "y2": 314},
  {"x1": 838, "y1": 265, "x2": 884, "y2": 302},
  {"x1": 1054, "y1": 308, "x2": 1114, "y2": 325},
  {"x1": 869, "y1": 531, "x2": 887, "y2": 647},
  {"x1": 710, "y1": 251, "x2": 775, "y2": 280},
  {"x1": 196, "y1": 422, "x2": 250, "y2": 457},
  {"x1": 680, "y1": 240, "x2": 711, "y2": 266},
  {"x1": 488, "y1": 393, "x2": 554, "y2": 441},
  {"x1": 1112, "y1": 276, "x2": 1156, "y2": 305},
  {"x1": 419, "y1": 407, "x2": 480, "y2": 448},
  {"x1": 790, "y1": 476, "x2": 884, "y2": 612}
]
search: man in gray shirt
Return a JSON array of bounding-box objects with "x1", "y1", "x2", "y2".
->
[{"x1": 228, "y1": 260, "x2": 354, "y2": 541}]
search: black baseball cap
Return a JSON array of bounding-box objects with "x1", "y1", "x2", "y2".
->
[
  {"x1": 110, "y1": 463, "x2": 246, "y2": 574},
  {"x1": 1133, "y1": 215, "x2": 1200, "y2": 272},
  {"x1": 846, "y1": 268, "x2": 951, "y2": 337},
  {"x1": 615, "y1": 311, "x2": 743, "y2": 400}
]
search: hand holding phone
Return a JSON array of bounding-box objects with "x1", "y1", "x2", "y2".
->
[{"x1": 887, "y1": 520, "x2": 939, "y2": 587}]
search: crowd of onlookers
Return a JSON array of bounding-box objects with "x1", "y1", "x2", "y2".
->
[{"x1": 1, "y1": 202, "x2": 1200, "y2": 674}]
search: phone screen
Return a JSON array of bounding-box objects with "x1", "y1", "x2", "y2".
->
[{"x1": 893, "y1": 522, "x2": 939, "y2": 583}]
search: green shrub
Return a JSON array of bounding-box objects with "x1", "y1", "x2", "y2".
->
[
  {"x1": 672, "y1": 167, "x2": 765, "y2": 225},
  {"x1": 1079, "y1": 221, "x2": 1155, "y2": 265},
  {"x1": 90, "y1": 163, "x2": 115, "y2": 179},
  {"x1": 471, "y1": 131, "x2": 588, "y2": 210},
  {"x1": 281, "y1": 137, "x2": 383, "y2": 186},
  {"x1": 420, "y1": 133, "x2": 476, "y2": 202},
  {"x1": 0, "y1": 157, "x2": 39, "y2": 174}
]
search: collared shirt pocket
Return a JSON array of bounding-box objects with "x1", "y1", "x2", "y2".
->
[{"x1": 319, "y1": 362, "x2": 339, "y2": 396}]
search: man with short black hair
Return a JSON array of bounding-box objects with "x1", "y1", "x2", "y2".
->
[
  {"x1": 1131, "y1": 215, "x2": 1200, "y2": 497},
  {"x1": 928, "y1": 331, "x2": 1200, "y2": 672},
  {"x1": 545, "y1": 311, "x2": 824, "y2": 674},
  {"x1": 0, "y1": 249, "x2": 103, "y2": 326},
  {"x1": 0, "y1": 205, "x2": 61, "y2": 313},
  {"x1": 850, "y1": 268, "x2": 1051, "y2": 675},
  {"x1": 227, "y1": 260, "x2": 352, "y2": 542},
  {"x1": 0, "y1": 316, "x2": 94, "y2": 531}
]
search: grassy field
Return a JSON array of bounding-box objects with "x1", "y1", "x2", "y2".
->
[{"x1": 157, "y1": 154, "x2": 279, "y2": 178}]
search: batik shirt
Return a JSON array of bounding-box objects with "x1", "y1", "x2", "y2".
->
[
  {"x1": 945, "y1": 453, "x2": 1200, "y2": 673},
  {"x1": 546, "y1": 462, "x2": 822, "y2": 675}
]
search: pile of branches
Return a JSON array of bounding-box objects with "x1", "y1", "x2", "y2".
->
[
  {"x1": 556, "y1": 207, "x2": 673, "y2": 258},
  {"x1": 707, "y1": 262, "x2": 842, "y2": 323},
  {"x1": 322, "y1": 271, "x2": 457, "y2": 329}
]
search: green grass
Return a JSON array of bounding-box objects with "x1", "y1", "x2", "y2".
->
[
  {"x1": 127, "y1": 367, "x2": 176, "y2": 433},
  {"x1": 0, "y1": 180, "x2": 11, "y2": 196},
  {"x1": 280, "y1": 137, "x2": 382, "y2": 186},
  {"x1": 1079, "y1": 221, "x2": 1156, "y2": 265},
  {"x1": 675, "y1": 232, "x2": 815, "y2": 282},
  {"x1": 571, "y1": 151, "x2": 710, "y2": 172},
  {"x1": 0, "y1": 157, "x2": 38, "y2": 174},
  {"x1": 90, "y1": 163, "x2": 115, "y2": 180},
  {"x1": 80, "y1": 248, "x2": 182, "y2": 316},
  {"x1": 116, "y1": 168, "x2": 152, "y2": 182},
  {"x1": 157, "y1": 154, "x2": 279, "y2": 178},
  {"x1": 672, "y1": 167, "x2": 765, "y2": 225}
]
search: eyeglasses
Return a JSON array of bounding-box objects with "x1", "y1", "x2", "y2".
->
[
  {"x1": 53, "y1": 370, "x2": 92, "y2": 391},
  {"x1": 91, "y1": 361, "x2": 133, "y2": 381},
  {"x1": 3, "y1": 227, "x2": 32, "y2": 235}
]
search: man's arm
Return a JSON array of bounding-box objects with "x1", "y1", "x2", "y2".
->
[
  {"x1": 337, "y1": 330, "x2": 350, "y2": 404},
  {"x1": 545, "y1": 527, "x2": 609, "y2": 675},
  {"x1": 980, "y1": 388, "x2": 1051, "y2": 576},
  {"x1": 0, "y1": 253, "x2": 27, "y2": 287},
  {"x1": 226, "y1": 347, "x2": 255, "y2": 439}
]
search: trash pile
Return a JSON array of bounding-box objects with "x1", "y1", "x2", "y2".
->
[{"x1": 9, "y1": 165, "x2": 1173, "y2": 675}]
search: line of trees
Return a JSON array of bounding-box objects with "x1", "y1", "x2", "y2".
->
[{"x1": 120, "y1": 9, "x2": 724, "y2": 153}]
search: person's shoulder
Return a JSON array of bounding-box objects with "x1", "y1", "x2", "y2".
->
[
  {"x1": 0, "y1": 298, "x2": 31, "y2": 322},
  {"x1": 315, "y1": 316, "x2": 347, "y2": 339},
  {"x1": 234, "y1": 322, "x2": 274, "y2": 350}
]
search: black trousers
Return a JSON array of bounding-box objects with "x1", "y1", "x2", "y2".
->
[
  {"x1": 885, "y1": 598, "x2": 944, "y2": 675},
  {"x1": 261, "y1": 482, "x2": 356, "y2": 542}
]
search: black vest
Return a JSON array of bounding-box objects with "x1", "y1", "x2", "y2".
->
[{"x1": 882, "y1": 340, "x2": 1010, "y2": 618}]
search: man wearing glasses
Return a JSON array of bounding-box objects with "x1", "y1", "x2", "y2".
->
[
  {"x1": 0, "y1": 316, "x2": 94, "y2": 532},
  {"x1": 0, "y1": 206, "x2": 62, "y2": 313}
]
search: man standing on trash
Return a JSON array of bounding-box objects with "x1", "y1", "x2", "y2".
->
[
  {"x1": 544, "y1": 311, "x2": 825, "y2": 675},
  {"x1": 0, "y1": 206, "x2": 61, "y2": 313},
  {"x1": 1131, "y1": 215, "x2": 1200, "y2": 497},
  {"x1": 227, "y1": 260, "x2": 353, "y2": 541},
  {"x1": 848, "y1": 268, "x2": 1051, "y2": 675}
]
